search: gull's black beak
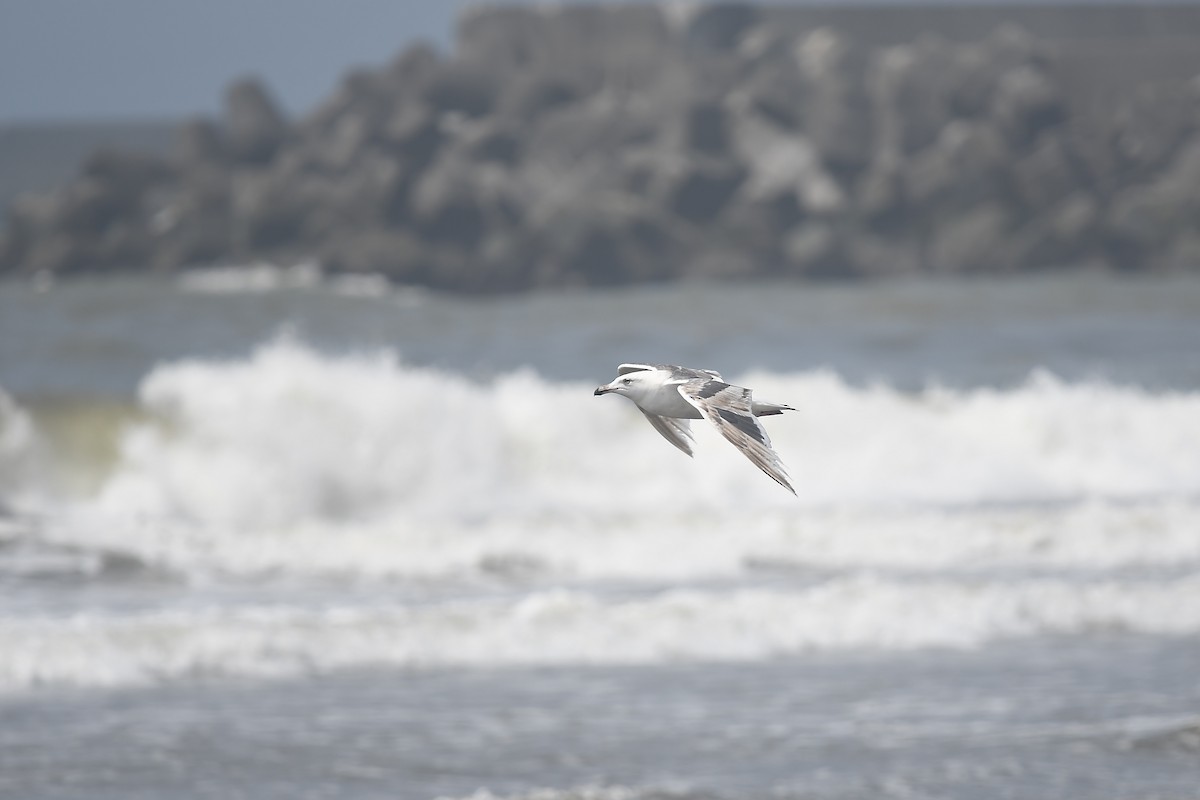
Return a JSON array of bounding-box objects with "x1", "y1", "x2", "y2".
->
[{"x1": 594, "y1": 386, "x2": 609, "y2": 396}]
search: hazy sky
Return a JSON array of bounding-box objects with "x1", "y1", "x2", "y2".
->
[
  {"x1": 1, "y1": 0, "x2": 1182, "y2": 124},
  {"x1": 0, "y1": 1, "x2": 476, "y2": 123}
]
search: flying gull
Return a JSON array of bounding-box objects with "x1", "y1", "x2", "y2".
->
[{"x1": 594, "y1": 363, "x2": 796, "y2": 494}]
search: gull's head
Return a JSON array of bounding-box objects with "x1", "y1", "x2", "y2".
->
[{"x1": 594, "y1": 368, "x2": 657, "y2": 402}]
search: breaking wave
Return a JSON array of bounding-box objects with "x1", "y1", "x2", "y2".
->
[
  {"x1": 4, "y1": 339, "x2": 1200, "y2": 690},
  {"x1": 3, "y1": 338, "x2": 1199, "y2": 579},
  {"x1": 4, "y1": 574, "x2": 1200, "y2": 691}
]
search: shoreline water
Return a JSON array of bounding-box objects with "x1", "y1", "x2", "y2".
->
[{"x1": 3, "y1": 636, "x2": 1199, "y2": 799}]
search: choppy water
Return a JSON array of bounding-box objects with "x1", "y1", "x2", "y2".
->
[{"x1": 2, "y1": 269, "x2": 1200, "y2": 799}]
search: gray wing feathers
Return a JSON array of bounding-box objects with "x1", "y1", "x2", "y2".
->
[
  {"x1": 662, "y1": 365, "x2": 723, "y2": 383},
  {"x1": 639, "y1": 409, "x2": 695, "y2": 457},
  {"x1": 618, "y1": 364, "x2": 724, "y2": 382},
  {"x1": 677, "y1": 380, "x2": 796, "y2": 494},
  {"x1": 618, "y1": 363, "x2": 656, "y2": 375}
]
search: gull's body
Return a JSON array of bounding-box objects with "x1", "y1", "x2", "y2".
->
[{"x1": 594, "y1": 363, "x2": 796, "y2": 494}]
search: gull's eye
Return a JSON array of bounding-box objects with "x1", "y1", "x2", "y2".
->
[{"x1": 622, "y1": 378, "x2": 632, "y2": 385}]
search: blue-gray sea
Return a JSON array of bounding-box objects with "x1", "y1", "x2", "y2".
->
[{"x1": 2, "y1": 267, "x2": 1200, "y2": 799}]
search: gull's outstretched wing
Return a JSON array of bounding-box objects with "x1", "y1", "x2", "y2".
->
[
  {"x1": 618, "y1": 363, "x2": 656, "y2": 375},
  {"x1": 639, "y1": 409, "x2": 694, "y2": 457},
  {"x1": 677, "y1": 379, "x2": 795, "y2": 495},
  {"x1": 662, "y1": 365, "x2": 724, "y2": 382}
]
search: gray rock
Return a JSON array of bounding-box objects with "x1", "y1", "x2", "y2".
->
[
  {"x1": 549, "y1": 202, "x2": 678, "y2": 287},
  {"x1": 409, "y1": 157, "x2": 519, "y2": 250},
  {"x1": 384, "y1": 41, "x2": 442, "y2": 88},
  {"x1": 6, "y1": 5, "x2": 1200, "y2": 288},
  {"x1": 732, "y1": 113, "x2": 846, "y2": 215},
  {"x1": 953, "y1": 24, "x2": 1053, "y2": 117},
  {"x1": 867, "y1": 36, "x2": 960, "y2": 158},
  {"x1": 905, "y1": 120, "x2": 1009, "y2": 213},
  {"x1": 320, "y1": 229, "x2": 428, "y2": 282},
  {"x1": 794, "y1": 28, "x2": 873, "y2": 176},
  {"x1": 684, "y1": 4, "x2": 760, "y2": 51},
  {"x1": 1008, "y1": 132, "x2": 1081, "y2": 212},
  {"x1": 846, "y1": 233, "x2": 922, "y2": 278},
  {"x1": 1050, "y1": 193, "x2": 1099, "y2": 242},
  {"x1": 176, "y1": 118, "x2": 224, "y2": 164},
  {"x1": 782, "y1": 222, "x2": 838, "y2": 276},
  {"x1": 501, "y1": 75, "x2": 584, "y2": 120},
  {"x1": 658, "y1": 158, "x2": 746, "y2": 223},
  {"x1": 421, "y1": 62, "x2": 499, "y2": 119},
  {"x1": 1108, "y1": 82, "x2": 1200, "y2": 180},
  {"x1": 682, "y1": 101, "x2": 731, "y2": 155},
  {"x1": 855, "y1": 156, "x2": 905, "y2": 225},
  {"x1": 1106, "y1": 137, "x2": 1200, "y2": 259},
  {"x1": 304, "y1": 69, "x2": 401, "y2": 143},
  {"x1": 384, "y1": 104, "x2": 445, "y2": 167},
  {"x1": 736, "y1": 48, "x2": 809, "y2": 130},
  {"x1": 150, "y1": 168, "x2": 232, "y2": 268},
  {"x1": 1163, "y1": 233, "x2": 1200, "y2": 272},
  {"x1": 458, "y1": 4, "x2": 669, "y2": 80},
  {"x1": 928, "y1": 205, "x2": 1011, "y2": 273},
  {"x1": 223, "y1": 78, "x2": 287, "y2": 164},
  {"x1": 990, "y1": 65, "x2": 1064, "y2": 150},
  {"x1": 684, "y1": 246, "x2": 760, "y2": 281}
]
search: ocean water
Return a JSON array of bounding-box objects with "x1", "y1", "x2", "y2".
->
[{"x1": 2, "y1": 269, "x2": 1200, "y2": 799}]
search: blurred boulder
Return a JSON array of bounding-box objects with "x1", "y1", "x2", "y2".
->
[
  {"x1": 223, "y1": 78, "x2": 288, "y2": 164},
  {"x1": 656, "y1": 157, "x2": 746, "y2": 223},
  {"x1": 684, "y1": 4, "x2": 760, "y2": 51},
  {"x1": 1163, "y1": 233, "x2": 1200, "y2": 272},
  {"x1": 320, "y1": 229, "x2": 427, "y2": 282},
  {"x1": 6, "y1": 4, "x2": 1200, "y2": 286},
  {"x1": 1009, "y1": 132, "x2": 1080, "y2": 212},
  {"x1": 1106, "y1": 138, "x2": 1200, "y2": 261},
  {"x1": 384, "y1": 104, "x2": 445, "y2": 167},
  {"x1": 176, "y1": 118, "x2": 224, "y2": 164},
  {"x1": 409, "y1": 157, "x2": 520, "y2": 250},
  {"x1": 905, "y1": 120, "x2": 1009, "y2": 214},
  {"x1": 846, "y1": 233, "x2": 922, "y2": 278},
  {"x1": 538, "y1": 199, "x2": 678, "y2": 287},
  {"x1": 868, "y1": 37, "x2": 959, "y2": 158},
  {"x1": 150, "y1": 168, "x2": 232, "y2": 268},
  {"x1": 793, "y1": 28, "x2": 873, "y2": 177},
  {"x1": 855, "y1": 155, "x2": 905, "y2": 226},
  {"x1": 732, "y1": 113, "x2": 846, "y2": 216},
  {"x1": 990, "y1": 65, "x2": 1064, "y2": 149},
  {"x1": 1107, "y1": 82, "x2": 1200, "y2": 180},
  {"x1": 928, "y1": 204, "x2": 1011, "y2": 273},
  {"x1": 782, "y1": 222, "x2": 839, "y2": 276},
  {"x1": 682, "y1": 101, "x2": 732, "y2": 155},
  {"x1": 422, "y1": 62, "x2": 500, "y2": 119}
]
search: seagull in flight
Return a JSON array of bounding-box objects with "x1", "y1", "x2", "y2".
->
[{"x1": 594, "y1": 363, "x2": 796, "y2": 494}]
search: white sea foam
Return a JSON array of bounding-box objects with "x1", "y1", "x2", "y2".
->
[
  {"x1": 7, "y1": 341, "x2": 1200, "y2": 691},
  {"x1": 176, "y1": 261, "x2": 417, "y2": 301},
  {"x1": 0, "y1": 388, "x2": 46, "y2": 502},
  {"x1": 8, "y1": 339, "x2": 1200, "y2": 579},
  {"x1": 177, "y1": 261, "x2": 324, "y2": 293},
  {"x1": 435, "y1": 787, "x2": 643, "y2": 800},
  {"x1": 3, "y1": 574, "x2": 1200, "y2": 691}
]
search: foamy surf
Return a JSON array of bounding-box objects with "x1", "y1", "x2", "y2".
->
[
  {"x1": 4, "y1": 338, "x2": 1200, "y2": 693},
  {"x1": 175, "y1": 261, "x2": 421, "y2": 301},
  {"x1": 3, "y1": 339, "x2": 1200, "y2": 580},
  {"x1": 4, "y1": 573, "x2": 1200, "y2": 691}
]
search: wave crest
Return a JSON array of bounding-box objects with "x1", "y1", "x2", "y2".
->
[{"x1": 7, "y1": 339, "x2": 1200, "y2": 578}]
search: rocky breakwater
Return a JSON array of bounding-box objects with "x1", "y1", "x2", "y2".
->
[{"x1": 3, "y1": 4, "x2": 1200, "y2": 291}]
